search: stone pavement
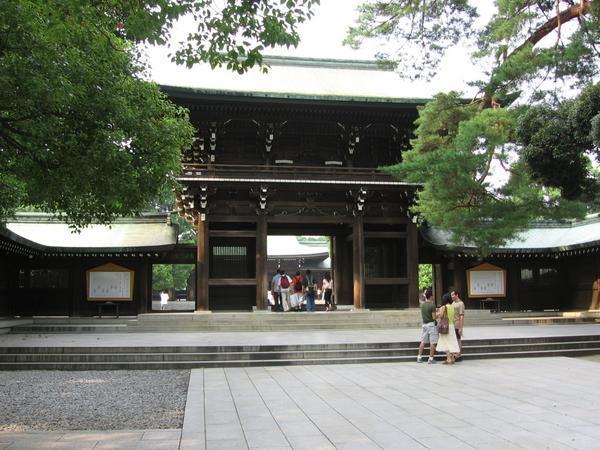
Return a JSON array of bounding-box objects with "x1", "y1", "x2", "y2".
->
[
  {"x1": 2, "y1": 357, "x2": 600, "y2": 449},
  {"x1": 2, "y1": 324, "x2": 600, "y2": 449}
]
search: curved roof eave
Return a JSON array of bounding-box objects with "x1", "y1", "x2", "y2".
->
[
  {"x1": 160, "y1": 84, "x2": 431, "y2": 107},
  {"x1": 420, "y1": 217, "x2": 600, "y2": 254}
]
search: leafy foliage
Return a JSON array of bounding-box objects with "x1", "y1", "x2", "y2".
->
[
  {"x1": 418, "y1": 264, "x2": 432, "y2": 290},
  {"x1": 349, "y1": 1, "x2": 599, "y2": 253},
  {"x1": 344, "y1": 1, "x2": 478, "y2": 79},
  {"x1": 172, "y1": 214, "x2": 197, "y2": 243},
  {"x1": 0, "y1": 1, "x2": 194, "y2": 226},
  {"x1": 172, "y1": 0, "x2": 319, "y2": 73},
  {"x1": 387, "y1": 92, "x2": 588, "y2": 253},
  {"x1": 152, "y1": 263, "x2": 195, "y2": 291},
  {"x1": 0, "y1": 0, "x2": 318, "y2": 226}
]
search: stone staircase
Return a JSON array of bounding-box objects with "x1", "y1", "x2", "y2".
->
[
  {"x1": 7, "y1": 317, "x2": 132, "y2": 334},
  {"x1": 499, "y1": 311, "x2": 600, "y2": 325},
  {"x1": 7, "y1": 309, "x2": 504, "y2": 333},
  {"x1": 5, "y1": 310, "x2": 599, "y2": 335},
  {"x1": 0, "y1": 334, "x2": 599, "y2": 370}
]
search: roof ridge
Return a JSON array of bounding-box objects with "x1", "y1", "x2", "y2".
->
[
  {"x1": 262, "y1": 55, "x2": 390, "y2": 71},
  {"x1": 9, "y1": 212, "x2": 170, "y2": 225}
]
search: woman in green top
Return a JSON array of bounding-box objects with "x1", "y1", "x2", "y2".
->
[{"x1": 436, "y1": 293, "x2": 460, "y2": 364}]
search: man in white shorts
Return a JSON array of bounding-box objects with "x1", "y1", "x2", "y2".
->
[{"x1": 417, "y1": 289, "x2": 438, "y2": 364}]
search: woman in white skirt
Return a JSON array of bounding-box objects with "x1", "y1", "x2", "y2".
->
[{"x1": 436, "y1": 293, "x2": 460, "y2": 364}]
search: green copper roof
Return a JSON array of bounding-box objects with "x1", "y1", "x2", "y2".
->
[
  {"x1": 156, "y1": 56, "x2": 433, "y2": 104},
  {"x1": 2, "y1": 213, "x2": 177, "y2": 251},
  {"x1": 421, "y1": 215, "x2": 600, "y2": 254}
]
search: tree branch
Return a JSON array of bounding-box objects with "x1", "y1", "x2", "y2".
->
[{"x1": 481, "y1": 0, "x2": 592, "y2": 107}]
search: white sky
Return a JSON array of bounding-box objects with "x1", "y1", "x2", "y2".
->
[{"x1": 145, "y1": 0, "x2": 484, "y2": 97}]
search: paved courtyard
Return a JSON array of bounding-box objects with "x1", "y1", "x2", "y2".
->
[{"x1": 2, "y1": 356, "x2": 600, "y2": 449}]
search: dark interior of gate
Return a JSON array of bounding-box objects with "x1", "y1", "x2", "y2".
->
[{"x1": 205, "y1": 222, "x2": 415, "y2": 311}]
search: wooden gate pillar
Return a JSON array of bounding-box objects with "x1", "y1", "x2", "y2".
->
[
  {"x1": 255, "y1": 215, "x2": 268, "y2": 310},
  {"x1": 332, "y1": 235, "x2": 343, "y2": 305},
  {"x1": 352, "y1": 214, "x2": 365, "y2": 309},
  {"x1": 196, "y1": 219, "x2": 209, "y2": 311},
  {"x1": 407, "y1": 222, "x2": 419, "y2": 307}
]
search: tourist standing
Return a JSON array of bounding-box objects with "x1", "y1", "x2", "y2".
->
[
  {"x1": 451, "y1": 290, "x2": 465, "y2": 359},
  {"x1": 279, "y1": 270, "x2": 292, "y2": 312},
  {"x1": 291, "y1": 271, "x2": 304, "y2": 311},
  {"x1": 417, "y1": 288, "x2": 438, "y2": 364},
  {"x1": 436, "y1": 293, "x2": 460, "y2": 364},
  {"x1": 303, "y1": 269, "x2": 317, "y2": 312},
  {"x1": 322, "y1": 272, "x2": 333, "y2": 311},
  {"x1": 271, "y1": 269, "x2": 282, "y2": 311}
]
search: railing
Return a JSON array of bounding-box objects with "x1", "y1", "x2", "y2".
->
[{"x1": 179, "y1": 163, "x2": 409, "y2": 184}]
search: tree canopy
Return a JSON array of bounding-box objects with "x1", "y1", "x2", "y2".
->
[
  {"x1": 1, "y1": 0, "x2": 317, "y2": 227},
  {"x1": 347, "y1": 0, "x2": 600, "y2": 253}
]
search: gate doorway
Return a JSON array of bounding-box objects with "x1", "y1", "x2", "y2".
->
[
  {"x1": 198, "y1": 219, "x2": 417, "y2": 312},
  {"x1": 151, "y1": 263, "x2": 195, "y2": 312},
  {"x1": 267, "y1": 235, "x2": 331, "y2": 311}
]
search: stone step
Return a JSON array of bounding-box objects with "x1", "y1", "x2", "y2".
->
[
  {"x1": 9, "y1": 311, "x2": 598, "y2": 334},
  {"x1": 1, "y1": 335, "x2": 599, "y2": 370},
  {"x1": 2, "y1": 340, "x2": 598, "y2": 364},
  {"x1": 11, "y1": 324, "x2": 129, "y2": 333},
  {"x1": 1, "y1": 347, "x2": 599, "y2": 371},
  {"x1": 501, "y1": 317, "x2": 600, "y2": 325}
]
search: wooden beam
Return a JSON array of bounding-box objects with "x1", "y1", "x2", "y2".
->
[
  {"x1": 333, "y1": 235, "x2": 343, "y2": 306},
  {"x1": 363, "y1": 231, "x2": 407, "y2": 238},
  {"x1": 365, "y1": 277, "x2": 409, "y2": 285},
  {"x1": 196, "y1": 220, "x2": 209, "y2": 311},
  {"x1": 407, "y1": 221, "x2": 419, "y2": 307},
  {"x1": 353, "y1": 214, "x2": 365, "y2": 309},
  {"x1": 208, "y1": 278, "x2": 257, "y2": 286},
  {"x1": 268, "y1": 215, "x2": 353, "y2": 224},
  {"x1": 255, "y1": 215, "x2": 267, "y2": 310},
  {"x1": 209, "y1": 230, "x2": 256, "y2": 237}
]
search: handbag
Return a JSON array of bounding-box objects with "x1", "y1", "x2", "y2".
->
[{"x1": 437, "y1": 306, "x2": 449, "y2": 334}]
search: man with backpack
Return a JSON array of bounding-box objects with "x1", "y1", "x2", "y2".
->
[
  {"x1": 278, "y1": 269, "x2": 292, "y2": 312},
  {"x1": 303, "y1": 269, "x2": 317, "y2": 312}
]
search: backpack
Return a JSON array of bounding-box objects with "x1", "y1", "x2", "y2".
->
[
  {"x1": 293, "y1": 276, "x2": 303, "y2": 291},
  {"x1": 306, "y1": 275, "x2": 315, "y2": 293},
  {"x1": 280, "y1": 276, "x2": 290, "y2": 289}
]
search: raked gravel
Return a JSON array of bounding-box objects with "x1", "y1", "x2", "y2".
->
[{"x1": 0, "y1": 370, "x2": 190, "y2": 432}]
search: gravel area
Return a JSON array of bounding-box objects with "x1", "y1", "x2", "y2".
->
[{"x1": 0, "y1": 370, "x2": 190, "y2": 432}]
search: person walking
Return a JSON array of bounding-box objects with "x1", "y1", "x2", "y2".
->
[
  {"x1": 303, "y1": 269, "x2": 317, "y2": 312},
  {"x1": 278, "y1": 270, "x2": 292, "y2": 312},
  {"x1": 271, "y1": 269, "x2": 282, "y2": 311},
  {"x1": 417, "y1": 288, "x2": 438, "y2": 364},
  {"x1": 451, "y1": 290, "x2": 465, "y2": 360},
  {"x1": 437, "y1": 292, "x2": 460, "y2": 364},
  {"x1": 159, "y1": 289, "x2": 169, "y2": 311},
  {"x1": 322, "y1": 272, "x2": 333, "y2": 311}
]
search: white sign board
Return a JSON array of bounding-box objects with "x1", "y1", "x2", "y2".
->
[
  {"x1": 468, "y1": 270, "x2": 505, "y2": 297},
  {"x1": 89, "y1": 271, "x2": 132, "y2": 300}
]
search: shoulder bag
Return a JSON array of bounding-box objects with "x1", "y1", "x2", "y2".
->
[{"x1": 437, "y1": 306, "x2": 449, "y2": 334}]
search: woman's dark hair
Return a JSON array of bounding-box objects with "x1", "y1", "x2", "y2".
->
[
  {"x1": 442, "y1": 292, "x2": 452, "y2": 305},
  {"x1": 323, "y1": 272, "x2": 331, "y2": 281}
]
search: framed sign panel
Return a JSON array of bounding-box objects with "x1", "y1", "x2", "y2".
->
[
  {"x1": 466, "y1": 262, "x2": 506, "y2": 298},
  {"x1": 86, "y1": 263, "x2": 134, "y2": 301}
]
